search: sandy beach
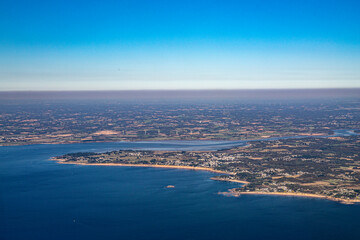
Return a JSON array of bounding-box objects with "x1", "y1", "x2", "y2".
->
[
  {"x1": 54, "y1": 158, "x2": 229, "y2": 174},
  {"x1": 210, "y1": 176, "x2": 249, "y2": 185},
  {"x1": 219, "y1": 188, "x2": 360, "y2": 205}
]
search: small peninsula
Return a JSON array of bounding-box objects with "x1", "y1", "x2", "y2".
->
[{"x1": 52, "y1": 135, "x2": 360, "y2": 204}]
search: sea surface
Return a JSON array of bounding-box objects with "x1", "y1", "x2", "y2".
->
[{"x1": 1, "y1": 131, "x2": 360, "y2": 240}]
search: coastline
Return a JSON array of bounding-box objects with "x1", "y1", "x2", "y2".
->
[
  {"x1": 52, "y1": 158, "x2": 360, "y2": 205},
  {"x1": 210, "y1": 176, "x2": 249, "y2": 185},
  {"x1": 54, "y1": 158, "x2": 229, "y2": 174},
  {"x1": 219, "y1": 188, "x2": 360, "y2": 205},
  {"x1": 0, "y1": 139, "x2": 245, "y2": 147}
]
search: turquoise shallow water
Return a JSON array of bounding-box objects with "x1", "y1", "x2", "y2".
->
[{"x1": 1, "y1": 136, "x2": 360, "y2": 240}]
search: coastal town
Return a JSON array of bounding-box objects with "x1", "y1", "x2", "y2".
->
[{"x1": 54, "y1": 134, "x2": 360, "y2": 204}]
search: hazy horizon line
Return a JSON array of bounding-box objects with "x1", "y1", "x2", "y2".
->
[
  {"x1": 1, "y1": 87, "x2": 359, "y2": 92},
  {"x1": 1, "y1": 88, "x2": 359, "y2": 100}
]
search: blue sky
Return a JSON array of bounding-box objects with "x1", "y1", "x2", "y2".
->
[{"x1": 0, "y1": 0, "x2": 359, "y2": 90}]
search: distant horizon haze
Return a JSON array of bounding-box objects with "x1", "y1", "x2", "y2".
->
[{"x1": 0, "y1": 88, "x2": 359, "y2": 100}]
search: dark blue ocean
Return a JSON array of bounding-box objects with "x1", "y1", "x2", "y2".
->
[{"x1": 1, "y1": 140, "x2": 360, "y2": 240}]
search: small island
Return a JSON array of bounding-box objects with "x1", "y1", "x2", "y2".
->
[{"x1": 52, "y1": 134, "x2": 360, "y2": 204}]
